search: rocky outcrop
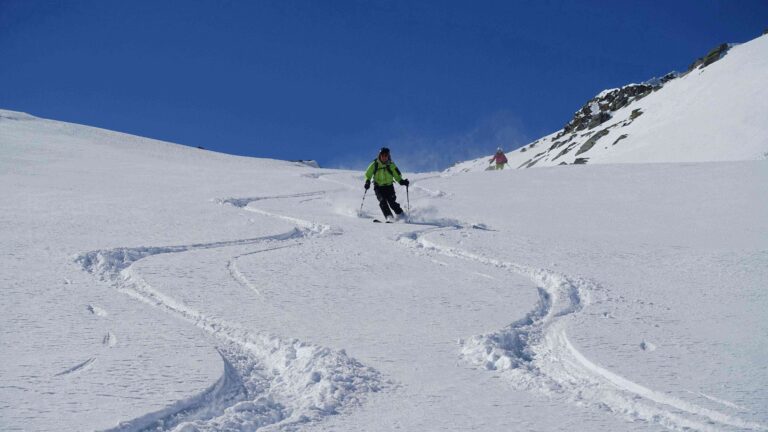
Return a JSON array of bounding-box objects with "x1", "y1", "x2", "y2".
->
[
  {"x1": 556, "y1": 41, "x2": 737, "y2": 146},
  {"x1": 576, "y1": 129, "x2": 610, "y2": 155},
  {"x1": 688, "y1": 43, "x2": 731, "y2": 71},
  {"x1": 293, "y1": 160, "x2": 320, "y2": 168},
  {"x1": 612, "y1": 134, "x2": 629, "y2": 146},
  {"x1": 563, "y1": 84, "x2": 656, "y2": 134},
  {"x1": 514, "y1": 41, "x2": 741, "y2": 168},
  {"x1": 448, "y1": 35, "x2": 749, "y2": 173}
]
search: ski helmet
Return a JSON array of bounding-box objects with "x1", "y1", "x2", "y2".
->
[{"x1": 379, "y1": 147, "x2": 391, "y2": 156}]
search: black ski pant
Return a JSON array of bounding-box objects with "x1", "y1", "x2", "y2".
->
[{"x1": 373, "y1": 184, "x2": 403, "y2": 218}]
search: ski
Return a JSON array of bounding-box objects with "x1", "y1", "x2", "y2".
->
[{"x1": 373, "y1": 219, "x2": 393, "y2": 223}]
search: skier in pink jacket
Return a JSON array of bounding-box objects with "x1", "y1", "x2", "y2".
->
[{"x1": 489, "y1": 147, "x2": 508, "y2": 170}]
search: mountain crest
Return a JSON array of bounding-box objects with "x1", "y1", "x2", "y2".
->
[
  {"x1": 561, "y1": 41, "x2": 735, "y2": 139},
  {"x1": 445, "y1": 33, "x2": 767, "y2": 174}
]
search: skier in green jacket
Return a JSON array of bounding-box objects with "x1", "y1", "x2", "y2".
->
[{"x1": 364, "y1": 147, "x2": 410, "y2": 221}]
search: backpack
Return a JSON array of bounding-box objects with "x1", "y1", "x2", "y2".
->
[{"x1": 371, "y1": 159, "x2": 401, "y2": 183}]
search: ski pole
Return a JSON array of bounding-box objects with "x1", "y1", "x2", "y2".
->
[
  {"x1": 358, "y1": 189, "x2": 368, "y2": 217},
  {"x1": 406, "y1": 185, "x2": 410, "y2": 223}
]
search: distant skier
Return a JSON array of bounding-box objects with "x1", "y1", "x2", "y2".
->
[
  {"x1": 489, "y1": 147, "x2": 508, "y2": 170},
  {"x1": 364, "y1": 147, "x2": 410, "y2": 222}
]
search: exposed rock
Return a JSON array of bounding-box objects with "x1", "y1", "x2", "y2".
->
[
  {"x1": 509, "y1": 38, "x2": 740, "y2": 170},
  {"x1": 576, "y1": 128, "x2": 610, "y2": 156},
  {"x1": 521, "y1": 154, "x2": 548, "y2": 168},
  {"x1": 552, "y1": 148, "x2": 569, "y2": 162},
  {"x1": 294, "y1": 160, "x2": 320, "y2": 168},
  {"x1": 660, "y1": 72, "x2": 678, "y2": 84},
  {"x1": 563, "y1": 84, "x2": 655, "y2": 134},
  {"x1": 552, "y1": 142, "x2": 579, "y2": 162},
  {"x1": 548, "y1": 140, "x2": 567, "y2": 151},
  {"x1": 612, "y1": 134, "x2": 629, "y2": 146},
  {"x1": 587, "y1": 111, "x2": 612, "y2": 129},
  {"x1": 644, "y1": 71, "x2": 679, "y2": 87},
  {"x1": 573, "y1": 158, "x2": 589, "y2": 165},
  {"x1": 688, "y1": 43, "x2": 730, "y2": 71}
]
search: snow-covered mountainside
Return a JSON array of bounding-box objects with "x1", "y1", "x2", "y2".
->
[
  {"x1": 448, "y1": 34, "x2": 768, "y2": 173},
  {"x1": 1, "y1": 108, "x2": 767, "y2": 432}
]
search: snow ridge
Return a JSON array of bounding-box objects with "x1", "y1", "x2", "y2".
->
[
  {"x1": 398, "y1": 227, "x2": 767, "y2": 432},
  {"x1": 75, "y1": 193, "x2": 381, "y2": 431}
]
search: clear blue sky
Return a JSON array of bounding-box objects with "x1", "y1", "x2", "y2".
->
[{"x1": 2, "y1": 0, "x2": 766, "y2": 171}]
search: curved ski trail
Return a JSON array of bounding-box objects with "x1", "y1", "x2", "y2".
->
[
  {"x1": 399, "y1": 226, "x2": 766, "y2": 432},
  {"x1": 76, "y1": 192, "x2": 381, "y2": 432},
  {"x1": 55, "y1": 357, "x2": 96, "y2": 377}
]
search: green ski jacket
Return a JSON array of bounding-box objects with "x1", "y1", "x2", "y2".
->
[{"x1": 365, "y1": 159, "x2": 403, "y2": 186}]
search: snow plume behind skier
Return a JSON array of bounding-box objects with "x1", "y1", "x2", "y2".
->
[{"x1": 364, "y1": 147, "x2": 410, "y2": 222}]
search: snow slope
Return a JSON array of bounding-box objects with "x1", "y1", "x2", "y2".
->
[
  {"x1": 1, "y1": 109, "x2": 767, "y2": 431},
  {"x1": 448, "y1": 34, "x2": 768, "y2": 173}
]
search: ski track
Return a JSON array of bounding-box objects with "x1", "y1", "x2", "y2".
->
[
  {"x1": 103, "y1": 348, "x2": 268, "y2": 432},
  {"x1": 220, "y1": 191, "x2": 342, "y2": 237},
  {"x1": 72, "y1": 179, "x2": 764, "y2": 432},
  {"x1": 227, "y1": 244, "x2": 300, "y2": 297},
  {"x1": 75, "y1": 192, "x2": 381, "y2": 432},
  {"x1": 103, "y1": 332, "x2": 117, "y2": 348},
  {"x1": 397, "y1": 225, "x2": 766, "y2": 432},
  {"x1": 687, "y1": 391, "x2": 750, "y2": 412},
  {"x1": 55, "y1": 357, "x2": 96, "y2": 377}
]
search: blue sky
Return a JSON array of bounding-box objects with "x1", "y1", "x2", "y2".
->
[{"x1": 2, "y1": 0, "x2": 766, "y2": 171}]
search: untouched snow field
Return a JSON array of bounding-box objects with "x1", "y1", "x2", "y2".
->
[{"x1": 1, "y1": 109, "x2": 767, "y2": 431}]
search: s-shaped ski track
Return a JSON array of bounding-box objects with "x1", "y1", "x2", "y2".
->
[{"x1": 76, "y1": 191, "x2": 381, "y2": 432}]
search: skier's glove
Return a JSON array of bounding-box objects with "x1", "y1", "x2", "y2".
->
[
  {"x1": 364, "y1": 180, "x2": 371, "y2": 190},
  {"x1": 399, "y1": 179, "x2": 410, "y2": 187}
]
